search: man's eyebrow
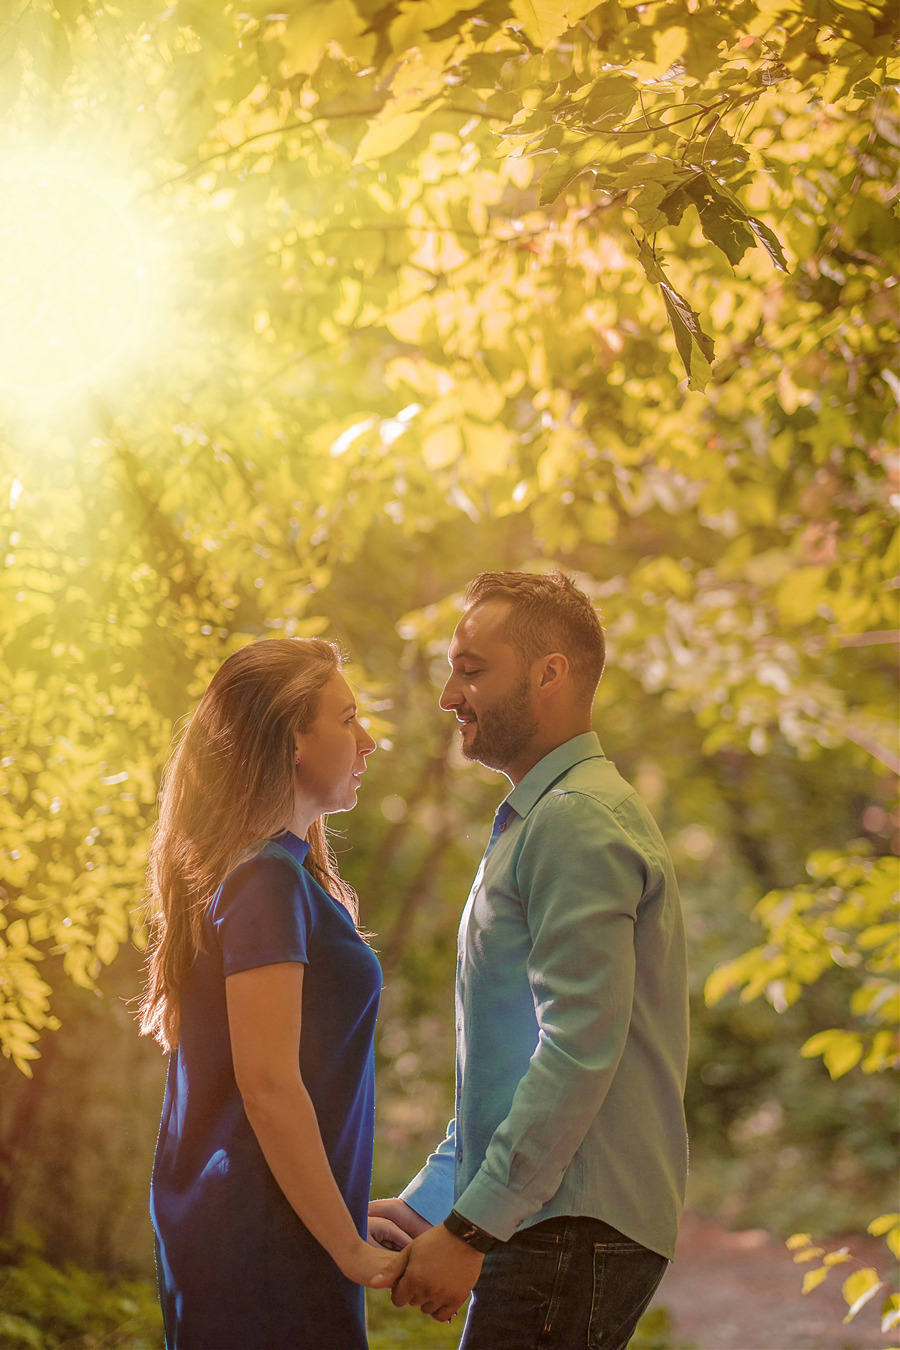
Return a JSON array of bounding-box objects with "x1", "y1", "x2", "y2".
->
[{"x1": 450, "y1": 648, "x2": 485, "y2": 663}]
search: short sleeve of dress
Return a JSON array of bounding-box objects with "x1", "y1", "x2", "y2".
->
[{"x1": 208, "y1": 853, "x2": 313, "y2": 978}]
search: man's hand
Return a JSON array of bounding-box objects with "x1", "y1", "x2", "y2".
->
[
  {"x1": 367, "y1": 1215, "x2": 413, "y2": 1251},
  {"x1": 369, "y1": 1222, "x2": 484, "y2": 1322},
  {"x1": 368, "y1": 1197, "x2": 433, "y2": 1240}
]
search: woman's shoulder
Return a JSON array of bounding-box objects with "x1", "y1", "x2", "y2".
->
[
  {"x1": 214, "y1": 845, "x2": 313, "y2": 915},
  {"x1": 206, "y1": 846, "x2": 318, "y2": 960}
]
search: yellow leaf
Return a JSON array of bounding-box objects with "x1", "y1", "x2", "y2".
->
[
  {"x1": 881, "y1": 1291, "x2": 899, "y2": 1334},
  {"x1": 786, "y1": 1233, "x2": 813, "y2": 1251},
  {"x1": 775, "y1": 566, "x2": 828, "y2": 626},
  {"x1": 6, "y1": 919, "x2": 29, "y2": 948},
  {"x1": 802, "y1": 1266, "x2": 830, "y2": 1294},
  {"x1": 388, "y1": 0, "x2": 466, "y2": 51},
  {"x1": 842, "y1": 1268, "x2": 882, "y2": 1321},
  {"x1": 281, "y1": 1, "x2": 364, "y2": 75},
  {"x1": 510, "y1": 0, "x2": 572, "y2": 45},
  {"x1": 868, "y1": 1214, "x2": 900, "y2": 1259},
  {"x1": 654, "y1": 25, "x2": 687, "y2": 73},
  {"x1": 384, "y1": 295, "x2": 433, "y2": 344},
  {"x1": 461, "y1": 420, "x2": 514, "y2": 479},
  {"x1": 704, "y1": 963, "x2": 741, "y2": 1006},
  {"x1": 801, "y1": 1028, "x2": 864, "y2": 1078},
  {"x1": 354, "y1": 107, "x2": 433, "y2": 164},
  {"x1": 95, "y1": 930, "x2": 119, "y2": 965},
  {"x1": 422, "y1": 424, "x2": 462, "y2": 469}
]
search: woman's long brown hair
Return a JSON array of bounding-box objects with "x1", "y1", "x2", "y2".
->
[{"x1": 138, "y1": 637, "x2": 358, "y2": 1051}]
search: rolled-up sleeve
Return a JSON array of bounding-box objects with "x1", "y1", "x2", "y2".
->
[
  {"x1": 454, "y1": 790, "x2": 648, "y2": 1239},
  {"x1": 399, "y1": 1118, "x2": 457, "y2": 1224}
]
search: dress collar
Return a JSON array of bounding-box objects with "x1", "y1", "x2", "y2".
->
[{"x1": 271, "y1": 829, "x2": 311, "y2": 864}]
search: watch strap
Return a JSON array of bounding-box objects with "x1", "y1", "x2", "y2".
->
[{"x1": 442, "y1": 1208, "x2": 498, "y2": 1253}]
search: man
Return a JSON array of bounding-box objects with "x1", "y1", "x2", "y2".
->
[{"x1": 370, "y1": 570, "x2": 689, "y2": 1350}]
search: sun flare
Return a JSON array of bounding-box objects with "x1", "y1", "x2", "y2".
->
[{"x1": 0, "y1": 167, "x2": 146, "y2": 387}]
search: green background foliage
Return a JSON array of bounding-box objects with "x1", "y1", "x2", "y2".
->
[{"x1": 0, "y1": 0, "x2": 897, "y2": 1342}]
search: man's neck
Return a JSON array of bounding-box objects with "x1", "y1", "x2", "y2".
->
[{"x1": 503, "y1": 724, "x2": 593, "y2": 787}]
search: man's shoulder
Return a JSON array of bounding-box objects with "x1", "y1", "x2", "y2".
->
[
  {"x1": 525, "y1": 758, "x2": 667, "y2": 863},
  {"x1": 548, "y1": 754, "x2": 636, "y2": 813}
]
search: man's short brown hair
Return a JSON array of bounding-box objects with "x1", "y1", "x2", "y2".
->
[{"x1": 464, "y1": 570, "x2": 605, "y2": 700}]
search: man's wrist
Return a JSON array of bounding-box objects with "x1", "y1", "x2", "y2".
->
[{"x1": 442, "y1": 1208, "x2": 499, "y2": 1253}]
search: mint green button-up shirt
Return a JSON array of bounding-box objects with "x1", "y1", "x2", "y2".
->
[{"x1": 400, "y1": 732, "x2": 689, "y2": 1259}]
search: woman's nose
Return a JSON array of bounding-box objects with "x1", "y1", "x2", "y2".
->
[{"x1": 360, "y1": 729, "x2": 376, "y2": 755}]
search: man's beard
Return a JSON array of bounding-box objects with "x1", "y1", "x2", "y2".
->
[{"x1": 462, "y1": 676, "x2": 539, "y2": 772}]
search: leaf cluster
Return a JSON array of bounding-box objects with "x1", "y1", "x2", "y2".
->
[{"x1": 787, "y1": 1215, "x2": 899, "y2": 1339}]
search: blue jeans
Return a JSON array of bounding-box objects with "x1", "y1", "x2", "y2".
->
[{"x1": 458, "y1": 1216, "x2": 668, "y2": 1350}]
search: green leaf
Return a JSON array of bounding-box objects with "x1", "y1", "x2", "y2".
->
[
  {"x1": 634, "y1": 239, "x2": 715, "y2": 389},
  {"x1": 583, "y1": 74, "x2": 639, "y2": 124},
  {"x1": 537, "y1": 134, "x2": 609, "y2": 204},
  {"x1": 746, "y1": 215, "x2": 789, "y2": 271},
  {"x1": 685, "y1": 177, "x2": 756, "y2": 267}
]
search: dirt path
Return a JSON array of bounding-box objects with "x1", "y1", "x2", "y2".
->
[{"x1": 649, "y1": 1212, "x2": 894, "y2": 1350}]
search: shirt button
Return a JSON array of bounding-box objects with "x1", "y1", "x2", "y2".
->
[{"x1": 456, "y1": 1149, "x2": 463, "y2": 1161}]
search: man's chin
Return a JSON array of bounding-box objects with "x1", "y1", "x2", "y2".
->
[{"x1": 461, "y1": 735, "x2": 506, "y2": 773}]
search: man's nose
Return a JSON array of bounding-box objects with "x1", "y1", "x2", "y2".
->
[{"x1": 439, "y1": 675, "x2": 461, "y2": 711}]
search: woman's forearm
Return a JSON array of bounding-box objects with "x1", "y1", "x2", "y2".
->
[
  {"x1": 240, "y1": 1074, "x2": 364, "y2": 1276},
  {"x1": 225, "y1": 963, "x2": 400, "y2": 1287}
]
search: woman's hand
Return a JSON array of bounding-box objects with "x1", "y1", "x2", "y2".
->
[
  {"x1": 367, "y1": 1215, "x2": 413, "y2": 1252},
  {"x1": 342, "y1": 1238, "x2": 411, "y2": 1288}
]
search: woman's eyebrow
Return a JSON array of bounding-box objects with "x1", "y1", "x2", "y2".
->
[{"x1": 340, "y1": 702, "x2": 357, "y2": 716}]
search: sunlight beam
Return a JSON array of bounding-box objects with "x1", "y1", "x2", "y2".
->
[{"x1": 0, "y1": 168, "x2": 146, "y2": 387}]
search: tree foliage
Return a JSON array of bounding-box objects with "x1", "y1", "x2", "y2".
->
[
  {"x1": 706, "y1": 850, "x2": 899, "y2": 1076},
  {"x1": 0, "y1": 9, "x2": 896, "y2": 1260}
]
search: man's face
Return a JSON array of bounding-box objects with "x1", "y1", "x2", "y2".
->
[{"x1": 440, "y1": 600, "x2": 539, "y2": 774}]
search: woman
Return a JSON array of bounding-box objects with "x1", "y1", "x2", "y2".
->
[{"x1": 139, "y1": 637, "x2": 408, "y2": 1348}]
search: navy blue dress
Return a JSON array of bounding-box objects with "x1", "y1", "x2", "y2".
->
[{"x1": 150, "y1": 832, "x2": 382, "y2": 1349}]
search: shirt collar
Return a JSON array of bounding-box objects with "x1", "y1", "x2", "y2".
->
[
  {"x1": 504, "y1": 731, "x2": 605, "y2": 820},
  {"x1": 271, "y1": 829, "x2": 311, "y2": 864}
]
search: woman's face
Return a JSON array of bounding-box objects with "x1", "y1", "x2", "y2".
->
[{"x1": 291, "y1": 670, "x2": 376, "y2": 828}]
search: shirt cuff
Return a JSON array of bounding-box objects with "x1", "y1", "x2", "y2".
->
[
  {"x1": 400, "y1": 1160, "x2": 455, "y2": 1226},
  {"x1": 453, "y1": 1170, "x2": 536, "y2": 1243}
]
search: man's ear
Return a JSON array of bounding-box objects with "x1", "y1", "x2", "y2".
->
[{"x1": 537, "y1": 652, "x2": 569, "y2": 693}]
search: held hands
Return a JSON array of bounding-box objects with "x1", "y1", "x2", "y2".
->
[
  {"x1": 367, "y1": 1214, "x2": 414, "y2": 1252},
  {"x1": 369, "y1": 1221, "x2": 484, "y2": 1323},
  {"x1": 341, "y1": 1236, "x2": 411, "y2": 1289},
  {"x1": 368, "y1": 1196, "x2": 434, "y2": 1240}
]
